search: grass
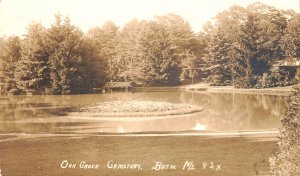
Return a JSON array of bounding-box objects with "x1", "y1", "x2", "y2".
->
[
  {"x1": 0, "y1": 135, "x2": 277, "y2": 176},
  {"x1": 179, "y1": 82, "x2": 294, "y2": 95},
  {"x1": 67, "y1": 101, "x2": 204, "y2": 118}
]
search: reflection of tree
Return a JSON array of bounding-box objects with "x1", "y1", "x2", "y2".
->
[
  {"x1": 0, "y1": 95, "x2": 75, "y2": 133},
  {"x1": 178, "y1": 92, "x2": 287, "y2": 130},
  {"x1": 0, "y1": 92, "x2": 287, "y2": 133}
]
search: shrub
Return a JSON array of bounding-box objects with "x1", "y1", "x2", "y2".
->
[
  {"x1": 256, "y1": 67, "x2": 297, "y2": 88},
  {"x1": 269, "y1": 85, "x2": 300, "y2": 175}
]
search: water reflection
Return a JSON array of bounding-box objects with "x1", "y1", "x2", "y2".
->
[
  {"x1": 0, "y1": 91, "x2": 287, "y2": 134},
  {"x1": 193, "y1": 123, "x2": 206, "y2": 131}
]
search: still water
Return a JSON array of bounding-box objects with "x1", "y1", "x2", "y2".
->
[{"x1": 0, "y1": 91, "x2": 287, "y2": 134}]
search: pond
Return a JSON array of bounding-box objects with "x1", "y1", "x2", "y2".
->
[
  {"x1": 0, "y1": 90, "x2": 288, "y2": 176},
  {"x1": 0, "y1": 91, "x2": 287, "y2": 134}
]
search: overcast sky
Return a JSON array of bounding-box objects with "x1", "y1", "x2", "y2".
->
[{"x1": 0, "y1": 0, "x2": 299, "y2": 37}]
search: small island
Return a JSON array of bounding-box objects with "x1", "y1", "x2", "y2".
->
[{"x1": 66, "y1": 101, "x2": 204, "y2": 118}]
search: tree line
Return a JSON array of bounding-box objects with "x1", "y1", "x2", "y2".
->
[
  {"x1": 0, "y1": 15, "x2": 108, "y2": 95},
  {"x1": 203, "y1": 3, "x2": 300, "y2": 88},
  {"x1": 0, "y1": 2, "x2": 299, "y2": 95}
]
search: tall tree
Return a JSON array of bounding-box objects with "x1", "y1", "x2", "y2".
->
[
  {"x1": 180, "y1": 32, "x2": 208, "y2": 81},
  {"x1": 206, "y1": 31, "x2": 232, "y2": 85},
  {"x1": 154, "y1": 13, "x2": 194, "y2": 54},
  {"x1": 0, "y1": 37, "x2": 21, "y2": 95},
  {"x1": 281, "y1": 14, "x2": 300, "y2": 59},
  {"x1": 45, "y1": 14, "x2": 85, "y2": 94},
  {"x1": 15, "y1": 22, "x2": 49, "y2": 94},
  {"x1": 232, "y1": 13, "x2": 263, "y2": 88},
  {"x1": 81, "y1": 36, "x2": 108, "y2": 91},
  {"x1": 114, "y1": 19, "x2": 146, "y2": 82},
  {"x1": 88, "y1": 21, "x2": 119, "y2": 81},
  {"x1": 204, "y1": 5, "x2": 246, "y2": 85},
  {"x1": 155, "y1": 14, "x2": 207, "y2": 82},
  {"x1": 137, "y1": 21, "x2": 181, "y2": 86},
  {"x1": 246, "y1": 2, "x2": 288, "y2": 61}
]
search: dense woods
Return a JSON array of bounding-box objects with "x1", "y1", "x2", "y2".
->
[{"x1": 0, "y1": 2, "x2": 300, "y2": 95}]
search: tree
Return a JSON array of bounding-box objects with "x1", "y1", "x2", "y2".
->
[
  {"x1": 232, "y1": 13, "x2": 267, "y2": 88},
  {"x1": 81, "y1": 37, "x2": 108, "y2": 91},
  {"x1": 0, "y1": 37, "x2": 5, "y2": 57},
  {"x1": 179, "y1": 32, "x2": 208, "y2": 81},
  {"x1": 203, "y1": 5, "x2": 246, "y2": 85},
  {"x1": 0, "y1": 37, "x2": 21, "y2": 95},
  {"x1": 205, "y1": 3, "x2": 290, "y2": 88},
  {"x1": 270, "y1": 84, "x2": 300, "y2": 175},
  {"x1": 247, "y1": 3, "x2": 288, "y2": 61},
  {"x1": 206, "y1": 31, "x2": 232, "y2": 85},
  {"x1": 88, "y1": 21, "x2": 119, "y2": 81},
  {"x1": 137, "y1": 21, "x2": 181, "y2": 86},
  {"x1": 114, "y1": 19, "x2": 146, "y2": 82},
  {"x1": 15, "y1": 22, "x2": 49, "y2": 94},
  {"x1": 214, "y1": 5, "x2": 246, "y2": 41},
  {"x1": 282, "y1": 14, "x2": 300, "y2": 82},
  {"x1": 155, "y1": 14, "x2": 210, "y2": 83},
  {"x1": 154, "y1": 14, "x2": 194, "y2": 54},
  {"x1": 281, "y1": 14, "x2": 300, "y2": 59},
  {"x1": 45, "y1": 14, "x2": 86, "y2": 94}
]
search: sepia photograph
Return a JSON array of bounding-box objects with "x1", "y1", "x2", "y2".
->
[{"x1": 0, "y1": 0, "x2": 299, "y2": 175}]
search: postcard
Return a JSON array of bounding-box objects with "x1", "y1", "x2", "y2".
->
[{"x1": 0, "y1": 0, "x2": 299, "y2": 175}]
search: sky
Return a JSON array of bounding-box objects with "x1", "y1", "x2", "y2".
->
[{"x1": 0, "y1": 0, "x2": 299, "y2": 37}]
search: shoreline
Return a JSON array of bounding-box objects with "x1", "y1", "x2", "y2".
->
[
  {"x1": 179, "y1": 83, "x2": 294, "y2": 95},
  {"x1": 0, "y1": 129, "x2": 279, "y2": 141},
  {"x1": 65, "y1": 111, "x2": 202, "y2": 121},
  {"x1": 66, "y1": 101, "x2": 204, "y2": 119},
  {"x1": 0, "y1": 84, "x2": 294, "y2": 96},
  {"x1": 130, "y1": 83, "x2": 295, "y2": 95}
]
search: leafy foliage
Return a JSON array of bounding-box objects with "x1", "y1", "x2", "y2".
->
[
  {"x1": 261, "y1": 67, "x2": 297, "y2": 88},
  {"x1": 270, "y1": 84, "x2": 300, "y2": 175}
]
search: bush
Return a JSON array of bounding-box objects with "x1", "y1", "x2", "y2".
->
[
  {"x1": 209, "y1": 75, "x2": 232, "y2": 86},
  {"x1": 269, "y1": 85, "x2": 300, "y2": 175},
  {"x1": 233, "y1": 76, "x2": 258, "y2": 88},
  {"x1": 259, "y1": 67, "x2": 297, "y2": 88},
  {"x1": 232, "y1": 67, "x2": 298, "y2": 89}
]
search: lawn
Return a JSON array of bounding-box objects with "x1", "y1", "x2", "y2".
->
[{"x1": 0, "y1": 135, "x2": 277, "y2": 176}]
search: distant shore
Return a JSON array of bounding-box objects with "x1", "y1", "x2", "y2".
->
[
  {"x1": 131, "y1": 83, "x2": 294, "y2": 95},
  {"x1": 179, "y1": 83, "x2": 294, "y2": 95}
]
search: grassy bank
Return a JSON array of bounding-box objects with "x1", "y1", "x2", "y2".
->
[
  {"x1": 180, "y1": 83, "x2": 294, "y2": 95},
  {"x1": 0, "y1": 135, "x2": 277, "y2": 176},
  {"x1": 130, "y1": 83, "x2": 293, "y2": 95}
]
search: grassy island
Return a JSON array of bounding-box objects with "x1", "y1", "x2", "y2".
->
[{"x1": 66, "y1": 101, "x2": 204, "y2": 118}]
